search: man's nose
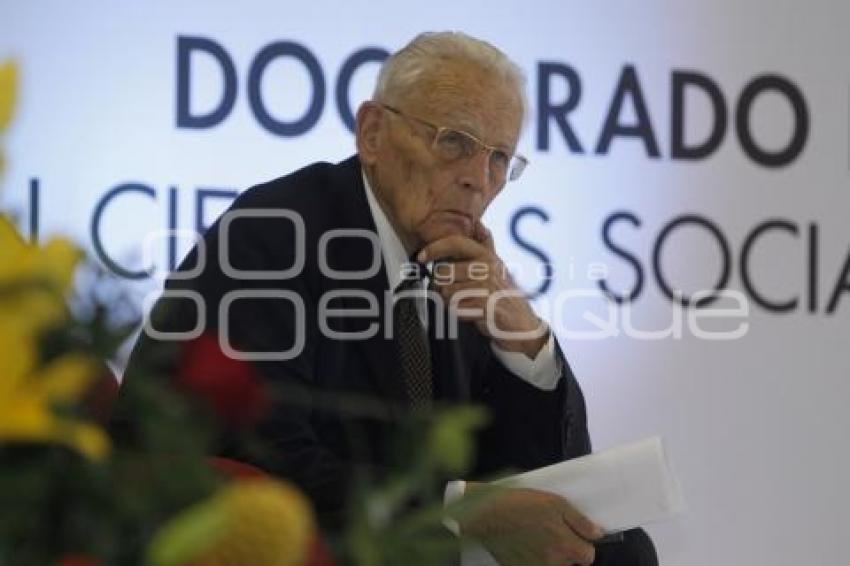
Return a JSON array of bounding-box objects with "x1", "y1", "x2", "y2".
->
[{"x1": 457, "y1": 148, "x2": 491, "y2": 193}]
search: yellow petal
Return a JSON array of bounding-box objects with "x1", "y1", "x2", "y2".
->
[
  {"x1": 0, "y1": 353, "x2": 104, "y2": 459},
  {"x1": 0, "y1": 217, "x2": 81, "y2": 335},
  {"x1": 34, "y1": 353, "x2": 98, "y2": 402},
  {"x1": 190, "y1": 480, "x2": 316, "y2": 566},
  {"x1": 0, "y1": 216, "x2": 81, "y2": 290},
  {"x1": 0, "y1": 322, "x2": 37, "y2": 402},
  {"x1": 0, "y1": 214, "x2": 26, "y2": 267},
  {"x1": 0, "y1": 289, "x2": 69, "y2": 337},
  {"x1": 0, "y1": 397, "x2": 55, "y2": 438},
  {"x1": 38, "y1": 237, "x2": 83, "y2": 292},
  {"x1": 0, "y1": 60, "x2": 17, "y2": 133},
  {"x1": 61, "y1": 421, "x2": 110, "y2": 460},
  {"x1": 0, "y1": 398, "x2": 110, "y2": 461}
]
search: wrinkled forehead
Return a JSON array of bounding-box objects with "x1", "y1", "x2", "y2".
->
[{"x1": 401, "y1": 60, "x2": 524, "y2": 150}]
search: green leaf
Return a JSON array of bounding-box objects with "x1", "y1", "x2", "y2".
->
[
  {"x1": 145, "y1": 497, "x2": 227, "y2": 566},
  {"x1": 427, "y1": 406, "x2": 489, "y2": 475}
]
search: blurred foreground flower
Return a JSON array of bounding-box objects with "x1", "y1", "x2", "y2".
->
[
  {"x1": 57, "y1": 554, "x2": 102, "y2": 566},
  {"x1": 0, "y1": 59, "x2": 17, "y2": 177},
  {"x1": 0, "y1": 212, "x2": 490, "y2": 565},
  {"x1": 0, "y1": 61, "x2": 15, "y2": 131},
  {"x1": 0, "y1": 215, "x2": 81, "y2": 335},
  {"x1": 148, "y1": 478, "x2": 328, "y2": 566},
  {"x1": 0, "y1": 348, "x2": 108, "y2": 460},
  {"x1": 176, "y1": 333, "x2": 267, "y2": 427},
  {"x1": 0, "y1": 216, "x2": 108, "y2": 459}
]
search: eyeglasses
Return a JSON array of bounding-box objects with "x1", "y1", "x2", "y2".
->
[{"x1": 379, "y1": 103, "x2": 529, "y2": 183}]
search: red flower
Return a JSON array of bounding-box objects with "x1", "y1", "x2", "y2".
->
[
  {"x1": 56, "y1": 555, "x2": 101, "y2": 566},
  {"x1": 307, "y1": 536, "x2": 337, "y2": 566},
  {"x1": 176, "y1": 333, "x2": 267, "y2": 427}
]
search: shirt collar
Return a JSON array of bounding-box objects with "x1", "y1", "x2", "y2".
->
[{"x1": 362, "y1": 169, "x2": 413, "y2": 293}]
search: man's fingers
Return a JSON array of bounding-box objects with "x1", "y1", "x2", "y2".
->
[
  {"x1": 433, "y1": 279, "x2": 488, "y2": 297},
  {"x1": 417, "y1": 234, "x2": 486, "y2": 263},
  {"x1": 559, "y1": 500, "x2": 604, "y2": 542},
  {"x1": 544, "y1": 521, "x2": 596, "y2": 565},
  {"x1": 430, "y1": 260, "x2": 495, "y2": 285}
]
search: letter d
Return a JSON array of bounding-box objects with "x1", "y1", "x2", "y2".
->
[{"x1": 176, "y1": 36, "x2": 237, "y2": 129}]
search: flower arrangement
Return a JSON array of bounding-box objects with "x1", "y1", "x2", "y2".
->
[
  {"x1": 0, "y1": 62, "x2": 492, "y2": 566},
  {"x1": 0, "y1": 215, "x2": 490, "y2": 566}
]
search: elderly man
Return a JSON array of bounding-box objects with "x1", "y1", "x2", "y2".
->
[{"x1": 119, "y1": 32, "x2": 655, "y2": 565}]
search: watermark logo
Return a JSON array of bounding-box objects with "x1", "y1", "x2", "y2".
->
[{"x1": 142, "y1": 208, "x2": 752, "y2": 360}]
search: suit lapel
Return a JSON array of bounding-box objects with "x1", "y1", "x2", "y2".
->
[{"x1": 327, "y1": 157, "x2": 408, "y2": 415}]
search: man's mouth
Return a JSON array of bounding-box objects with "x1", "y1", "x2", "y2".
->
[{"x1": 439, "y1": 210, "x2": 474, "y2": 232}]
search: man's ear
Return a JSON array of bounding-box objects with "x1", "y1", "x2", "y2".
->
[{"x1": 355, "y1": 101, "x2": 383, "y2": 165}]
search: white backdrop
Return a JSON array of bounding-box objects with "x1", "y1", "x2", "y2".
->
[{"x1": 2, "y1": 1, "x2": 850, "y2": 564}]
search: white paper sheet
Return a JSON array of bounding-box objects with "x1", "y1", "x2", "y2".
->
[{"x1": 462, "y1": 437, "x2": 685, "y2": 565}]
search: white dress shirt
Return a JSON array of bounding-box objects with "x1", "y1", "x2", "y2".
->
[
  {"x1": 361, "y1": 171, "x2": 563, "y2": 534},
  {"x1": 361, "y1": 171, "x2": 562, "y2": 391}
]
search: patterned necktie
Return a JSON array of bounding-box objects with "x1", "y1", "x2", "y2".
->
[{"x1": 393, "y1": 266, "x2": 433, "y2": 409}]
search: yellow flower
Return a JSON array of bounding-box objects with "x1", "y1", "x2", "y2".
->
[
  {"x1": 0, "y1": 60, "x2": 15, "y2": 132},
  {"x1": 148, "y1": 479, "x2": 316, "y2": 566},
  {"x1": 0, "y1": 215, "x2": 81, "y2": 336},
  {"x1": 0, "y1": 60, "x2": 17, "y2": 177},
  {"x1": 0, "y1": 216, "x2": 108, "y2": 460},
  {"x1": 0, "y1": 339, "x2": 109, "y2": 460}
]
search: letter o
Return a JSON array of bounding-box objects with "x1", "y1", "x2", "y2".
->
[
  {"x1": 652, "y1": 215, "x2": 731, "y2": 307},
  {"x1": 247, "y1": 41, "x2": 325, "y2": 136},
  {"x1": 735, "y1": 74, "x2": 808, "y2": 168},
  {"x1": 336, "y1": 47, "x2": 389, "y2": 133}
]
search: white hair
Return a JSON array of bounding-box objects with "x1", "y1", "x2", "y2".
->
[{"x1": 373, "y1": 31, "x2": 528, "y2": 120}]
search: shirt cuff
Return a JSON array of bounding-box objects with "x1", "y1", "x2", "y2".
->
[
  {"x1": 490, "y1": 329, "x2": 562, "y2": 391},
  {"x1": 442, "y1": 479, "x2": 466, "y2": 536}
]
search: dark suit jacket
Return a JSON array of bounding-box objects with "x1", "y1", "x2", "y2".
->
[{"x1": 116, "y1": 155, "x2": 592, "y2": 531}]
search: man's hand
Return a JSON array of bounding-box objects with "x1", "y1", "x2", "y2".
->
[
  {"x1": 417, "y1": 221, "x2": 548, "y2": 359},
  {"x1": 457, "y1": 483, "x2": 603, "y2": 565}
]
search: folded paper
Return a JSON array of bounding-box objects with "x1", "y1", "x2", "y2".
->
[{"x1": 463, "y1": 436, "x2": 685, "y2": 565}]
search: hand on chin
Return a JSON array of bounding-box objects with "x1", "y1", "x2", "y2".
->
[{"x1": 418, "y1": 212, "x2": 474, "y2": 248}]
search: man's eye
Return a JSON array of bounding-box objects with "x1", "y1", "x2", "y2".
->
[
  {"x1": 491, "y1": 151, "x2": 510, "y2": 170},
  {"x1": 437, "y1": 130, "x2": 472, "y2": 158}
]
